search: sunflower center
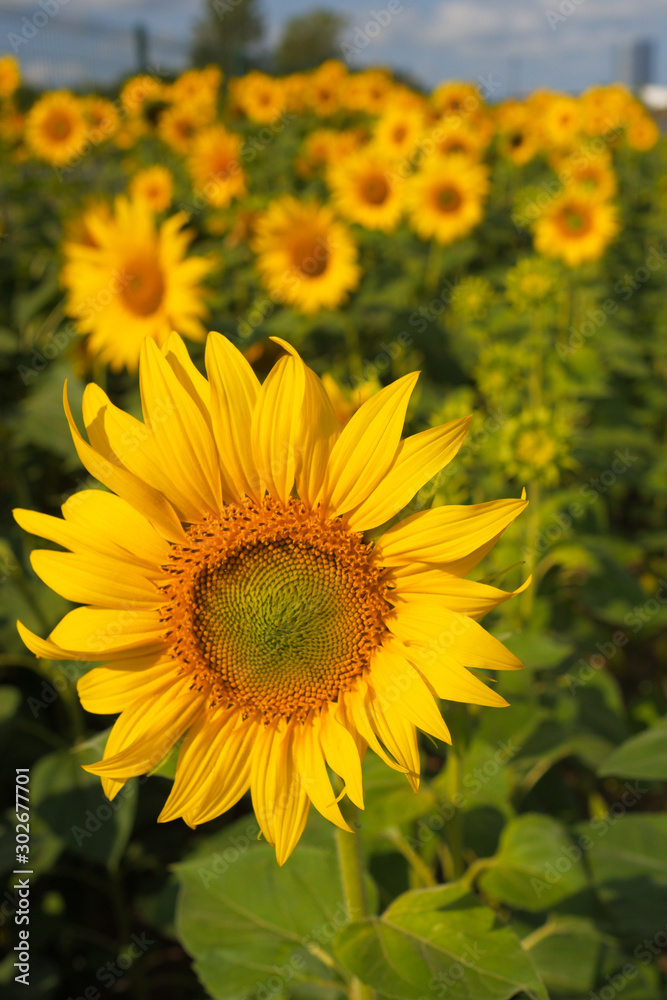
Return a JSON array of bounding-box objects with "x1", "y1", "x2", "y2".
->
[
  {"x1": 162, "y1": 498, "x2": 389, "y2": 720},
  {"x1": 121, "y1": 257, "x2": 166, "y2": 316},
  {"x1": 292, "y1": 236, "x2": 329, "y2": 278},
  {"x1": 46, "y1": 111, "x2": 73, "y2": 141},
  {"x1": 559, "y1": 206, "x2": 591, "y2": 236},
  {"x1": 361, "y1": 173, "x2": 390, "y2": 205},
  {"x1": 435, "y1": 184, "x2": 463, "y2": 213}
]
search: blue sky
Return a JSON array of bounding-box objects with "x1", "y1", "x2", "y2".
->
[{"x1": 2, "y1": 0, "x2": 667, "y2": 94}]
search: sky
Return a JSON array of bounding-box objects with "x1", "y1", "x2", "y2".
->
[{"x1": 2, "y1": 0, "x2": 667, "y2": 94}]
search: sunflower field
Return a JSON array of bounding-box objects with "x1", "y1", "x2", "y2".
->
[{"x1": 1, "y1": 52, "x2": 667, "y2": 1000}]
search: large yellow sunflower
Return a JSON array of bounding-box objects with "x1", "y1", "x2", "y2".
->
[
  {"x1": 15, "y1": 333, "x2": 527, "y2": 864},
  {"x1": 328, "y1": 149, "x2": 404, "y2": 232},
  {"x1": 533, "y1": 190, "x2": 619, "y2": 267},
  {"x1": 252, "y1": 196, "x2": 361, "y2": 314},
  {"x1": 25, "y1": 90, "x2": 87, "y2": 166},
  {"x1": 186, "y1": 124, "x2": 246, "y2": 208},
  {"x1": 408, "y1": 157, "x2": 489, "y2": 244},
  {"x1": 61, "y1": 197, "x2": 212, "y2": 372}
]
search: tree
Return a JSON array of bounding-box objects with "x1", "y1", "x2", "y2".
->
[
  {"x1": 191, "y1": 0, "x2": 265, "y2": 77},
  {"x1": 273, "y1": 9, "x2": 348, "y2": 75}
]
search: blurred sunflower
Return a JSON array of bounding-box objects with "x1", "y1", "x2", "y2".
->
[
  {"x1": 252, "y1": 196, "x2": 360, "y2": 314},
  {"x1": 158, "y1": 104, "x2": 209, "y2": 154},
  {"x1": 500, "y1": 407, "x2": 577, "y2": 487},
  {"x1": 120, "y1": 74, "x2": 165, "y2": 117},
  {"x1": 328, "y1": 149, "x2": 404, "y2": 232},
  {"x1": 129, "y1": 165, "x2": 174, "y2": 213},
  {"x1": 451, "y1": 276, "x2": 494, "y2": 320},
  {"x1": 61, "y1": 197, "x2": 212, "y2": 372},
  {"x1": 496, "y1": 103, "x2": 539, "y2": 166},
  {"x1": 233, "y1": 71, "x2": 286, "y2": 123},
  {"x1": 15, "y1": 334, "x2": 527, "y2": 864},
  {"x1": 0, "y1": 55, "x2": 21, "y2": 98},
  {"x1": 84, "y1": 97, "x2": 120, "y2": 144},
  {"x1": 533, "y1": 190, "x2": 619, "y2": 267},
  {"x1": 342, "y1": 70, "x2": 393, "y2": 115},
  {"x1": 625, "y1": 114, "x2": 659, "y2": 152},
  {"x1": 25, "y1": 91, "x2": 87, "y2": 166},
  {"x1": 505, "y1": 257, "x2": 560, "y2": 310},
  {"x1": 187, "y1": 124, "x2": 246, "y2": 208},
  {"x1": 540, "y1": 94, "x2": 582, "y2": 148},
  {"x1": 554, "y1": 148, "x2": 617, "y2": 201},
  {"x1": 372, "y1": 107, "x2": 424, "y2": 160},
  {"x1": 408, "y1": 157, "x2": 489, "y2": 244}
]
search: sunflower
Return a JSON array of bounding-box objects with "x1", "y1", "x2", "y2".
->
[
  {"x1": 84, "y1": 97, "x2": 120, "y2": 144},
  {"x1": 342, "y1": 70, "x2": 393, "y2": 115},
  {"x1": 252, "y1": 197, "x2": 360, "y2": 314},
  {"x1": 328, "y1": 150, "x2": 404, "y2": 232},
  {"x1": 424, "y1": 119, "x2": 488, "y2": 163},
  {"x1": 61, "y1": 197, "x2": 212, "y2": 372},
  {"x1": 430, "y1": 81, "x2": 479, "y2": 120},
  {"x1": 305, "y1": 61, "x2": 347, "y2": 117},
  {"x1": 0, "y1": 55, "x2": 20, "y2": 98},
  {"x1": 15, "y1": 333, "x2": 528, "y2": 864},
  {"x1": 158, "y1": 104, "x2": 209, "y2": 154},
  {"x1": 169, "y1": 66, "x2": 221, "y2": 115},
  {"x1": 233, "y1": 71, "x2": 286, "y2": 123},
  {"x1": 187, "y1": 124, "x2": 246, "y2": 208},
  {"x1": 25, "y1": 91, "x2": 87, "y2": 166},
  {"x1": 129, "y1": 166, "x2": 174, "y2": 213},
  {"x1": 120, "y1": 74, "x2": 165, "y2": 117},
  {"x1": 539, "y1": 94, "x2": 582, "y2": 148},
  {"x1": 372, "y1": 108, "x2": 424, "y2": 160},
  {"x1": 407, "y1": 157, "x2": 489, "y2": 244},
  {"x1": 496, "y1": 102, "x2": 539, "y2": 166},
  {"x1": 533, "y1": 190, "x2": 619, "y2": 267},
  {"x1": 553, "y1": 148, "x2": 617, "y2": 202},
  {"x1": 625, "y1": 113, "x2": 659, "y2": 152}
]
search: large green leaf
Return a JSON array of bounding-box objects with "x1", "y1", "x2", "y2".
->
[
  {"x1": 175, "y1": 836, "x2": 351, "y2": 1000},
  {"x1": 334, "y1": 883, "x2": 548, "y2": 1000},
  {"x1": 478, "y1": 814, "x2": 588, "y2": 912},
  {"x1": 598, "y1": 717, "x2": 667, "y2": 779}
]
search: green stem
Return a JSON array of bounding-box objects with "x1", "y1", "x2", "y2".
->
[
  {"x1": 424, "y1": 240, "x2": 444, "y2": 294},
  {"x1": 384, "y1": 827, "x2": 437, "y2": 887},
  {"x1": 335, "y1": 807, "x2": 376, "y2": 1000},
  {"x1": 444, "y1": 750, "x2": 464, "y2": 880}
]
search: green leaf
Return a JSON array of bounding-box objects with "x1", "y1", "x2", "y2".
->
[
  {"x1": 598, "y1": 717, "x2": 667, "y2": 779},
  {"x1": 521, "y1": 917, "x2": 606, "y2": 996},
  {"x1": 360, "y1": 753, "x2": 437, "y2": 838},
  {"x1": 478, "y1": 814, "x2": 588, "y2": 912},
  {"x1": 31, "y1": 744, "x2": 137, "y2": 866},
  {"x1": 334, "y1": 883, "x2": 548, "y2": 1000},
  {"x1": 582, "y1": 813, "x2": 667, "y2": 942},
  {"x1": 504, "y1": 632, "x2": 573, "y2": 671},
  {"x1": 175, "y1": 838, "x2": 350, "y2": 1000}
]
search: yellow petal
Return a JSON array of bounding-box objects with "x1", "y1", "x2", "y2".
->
[
  {"x1": 205, "y1": 332, "x2": 261, "y2": 501},
  {"x1": 82, "y1": 677, "x2": 205, "y2": 781},
  {"x1": 62, "y1": 490, "x2": 170, "y2": 567},
  {"x1": 369, "y1": 643, "x2": 452, "y2": 743},
  {"x1": 140, "y1": 338, "x2": 223, "y2": 516},
  {"x1": 346, "y1": 415, "x2": 471, "y2": 531},
  {"x1": 320, "y1": 702, "x2": 365, "y2": 809},
  {"x1": 77, "y1": 656, "x2": 179, "y2": 714},
  {"x1": 50, "y1": 606, "x2": 165, "y2": 657},
  {"x1": 320, "y1": 372, "x2": 419, "y2": 516},
  {"x1": 250, "y1": 720, "x2": 310, "y2": 864},
  {"x1": 30, "y1": 550, "x2": 162, "y2": 609},
  {"x1": 251, "y1": 354, "x2": 305, "y2": 504},
  {"x1": 391, "y1": 569, "x2": 531, "y2": 618},
  {"x1": 270, "y1": 338, "x2": 340, "y2": 507},
  {"x1": 377, "y1": 497, "x2": 528, "y2": 566},
  {"x1": 339, "y1": 681, "x2": 407, "y2": 773},
  {"x1": 162, "y1": 331, "x2": 212, "y2": 413},
  {"x1": 18, "y1": 619, "x2": 89, "y2": 661},
  {"x1": 293, "y1": 714, "x2": 351, "y2": 832},
  {"x1": 81, "y1": 382, "x2": 200, "y2": 524},
  {"x1": 365, "y1": 696, "x2": 420, "y2": 786},
  {"x1": 389, "y1": 601, "x2": 522, "y2": 672},
  {"x1": 159, "y1": 708, "x2": 251, "y2": 823},
  {"x1": 64, "y1": 381, "x2": 185, "y2": 545}
]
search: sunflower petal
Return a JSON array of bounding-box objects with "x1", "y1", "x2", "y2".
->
[
  {"x1": 251, "y1": 354, "x2": 305, "y2": 504},
  {"x1": 320, "y1": 372, "x2": 419, "y2": 515},
  {"x1": 369, "y1": 644, "x2": 452, "y2": 743},
  {"x1": 377, "y1": 497, "x2": 528, "y2": 566},
  {"x1": 205, "y1": 331, "x2": 261, "y2": 501},
  {"x1": 294, "y1": 714, "x2": 351, "y2": 831},
  {"x1": 346, "y1": 415, "x2": 472, "y2": 531}
]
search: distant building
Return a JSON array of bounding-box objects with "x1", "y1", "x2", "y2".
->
[{"x1": 616, "y1": 40, "x2": 656, "y2": 90}]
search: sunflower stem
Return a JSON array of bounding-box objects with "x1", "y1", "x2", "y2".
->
[{"x1": 335, "y1": 806, "x2": 376, "y2": 1000}]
